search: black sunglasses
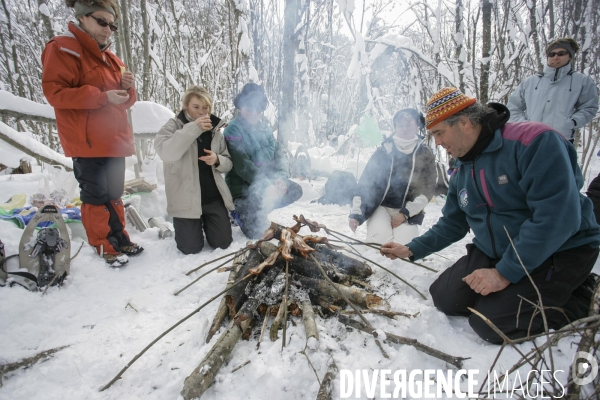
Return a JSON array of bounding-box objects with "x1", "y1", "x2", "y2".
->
[
  {"x1": 548, "y1": 50, "x2": 569, "y2": 58},
  {"x1": 87, "y1": 14, "x2": 118, "y2": 32}
]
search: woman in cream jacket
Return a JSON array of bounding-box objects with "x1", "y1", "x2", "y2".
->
[{"x1": 155, "y1": 86, "x2": 234, "y2": 254}]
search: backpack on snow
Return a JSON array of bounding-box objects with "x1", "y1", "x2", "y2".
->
[{"x1": 315, "y1": 170, "x2": 357, "y2": 206}]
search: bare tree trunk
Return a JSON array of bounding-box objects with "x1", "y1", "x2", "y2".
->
[
  {"x1": 455, "y1": 0, "x2": 465, "y2": 92},
  {"x1": 0, "y1": 22, "x2": 16, "y2": 94},
  {"x1": 37, "y1": 0, "x2": 54, "y2": 40},
  {"x1": 571, "y1": 0, "x2": 583, "y2": 38},
  {"x1": 140, "y1": 0, "x2": 150, "y2": 100},
  {"x1": 1, "y1": 0, "x2": 25, "y2": 97},
  {"x1": 529, "y1": 0, "x2": 544, "y2": 73},
  {"x1": 279, "y1": 0, "x2": 300, "y2": 147},
  {"x1": 548, "y1": 0, "x2": 555, "y2": 38},
  {"x1": 480, "y1": 0, "x2": 491, "y2": 103},
  {"x1": 118, "y1": 0, "x2": 133, "y2": 70}
]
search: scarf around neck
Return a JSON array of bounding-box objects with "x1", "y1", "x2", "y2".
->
[{"x1": 392, "y1": 135, "x2": 420, "y2": 154}]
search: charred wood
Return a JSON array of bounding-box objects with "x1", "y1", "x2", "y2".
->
[
  {"x1": 259, "y1": 241, "x2": 350, "y2": 283},
  {"x1": 225, "y1": 250, "x2": 264, "y2": 318},
  {"x1": 311, "y1": 244, "x2": 372, "y2": 279},
  {"x1": 296, "y1": 275, "x2": 383, "y2": 309},
  {"x1": 233, "y1": 264, "x2": 284, "y2": 329}
]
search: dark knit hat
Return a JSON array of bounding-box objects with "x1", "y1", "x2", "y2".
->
[
  {"x1": 425, "y1": 87, "x2": 477, "y2": 129},
  {"x1": 393, "y1": 108, "x2": 425, "y2": 129},
  {"x1": 546, "y1": 38, "x2": 579, "y2": 58},
  {"x1": 233, "y1": 83, "x2": 268, "y2": 111},
  {"x1": 66, "y1": 0, "x2": 119, "y2": 19}
]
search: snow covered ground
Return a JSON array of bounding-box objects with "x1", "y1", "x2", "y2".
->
[{"x1": 0, "y1": 156, "x2": 599, "y2": 400}]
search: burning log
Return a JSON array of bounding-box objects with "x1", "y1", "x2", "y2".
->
[
  {"x1": 182, "y1": 264, "x2": 283, "y2": 399},
  {"x1": 180, "y1": 218, "x2": 420, "y2": 398},
  {"x1": 233, "y1": 264, "x2": 283, "y2": 328},
  {"x1": 295, "y1": 275, "x2": 384, "y2": 309},
  {"x1": 311, "y1": 244, "x2": 373, "y2": 279},
  {"x1": 225, "y1": 250, "x2": 264, "y2": 318},
  {"x1": 259, "y1": 241, "x2": 351, "y2": 284}
]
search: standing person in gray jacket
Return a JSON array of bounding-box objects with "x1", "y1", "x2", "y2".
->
[
  {"x1": 155, "y1": 86, "x2": 234, "y2": 254},
  {"x1": 507, "y1": 38, "x2": 599, "y2": 142}
]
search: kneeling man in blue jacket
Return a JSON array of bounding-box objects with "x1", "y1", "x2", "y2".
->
[{"x1": 381, "y1": 87, "x2": 600, "y2": 344}]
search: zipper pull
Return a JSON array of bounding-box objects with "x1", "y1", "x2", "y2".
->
[{"x1": 87, "y1": 140, "x2": 92, "y2": 148}]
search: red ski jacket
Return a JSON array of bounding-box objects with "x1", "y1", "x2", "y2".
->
[{"x1": 42, "y1": 22, "x2": 136, "y2": 158}]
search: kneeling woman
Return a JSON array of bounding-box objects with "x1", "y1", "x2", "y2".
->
[
  {"x1": 224, "y1": 83, "x2": 303, "y2": 239},
  {"x1": 155, "y1": 86, "x2": 234, "y2": 254},
  {"x1": 349, "y1": 109, "x2": 436, "y2": 245}
]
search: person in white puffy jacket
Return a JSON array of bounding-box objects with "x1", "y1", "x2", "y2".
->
[
  {"x1": 348, "y1": 109, "x2": 437, "y2": 245},
  {"x1": 507, "y1": 38, "x2": 598, "y2": 142}
]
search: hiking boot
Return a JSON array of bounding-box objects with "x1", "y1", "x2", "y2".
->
[
  {"x1": 572, "y1": 273, "x2": 600, "y2": 314},
  {"x1": 119, "y1": 243, "x2": 144, "y2": 256},
  {"x1": 103, "y1": 253, "x2": 129, "y2": 268}
]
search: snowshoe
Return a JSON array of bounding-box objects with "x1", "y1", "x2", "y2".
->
[
  {"x1": 103, "y1": 253, "x2": 129, "y2": 268},
  {"x1": 16, "y1": 205, "x2": 71, "y2": 289}
]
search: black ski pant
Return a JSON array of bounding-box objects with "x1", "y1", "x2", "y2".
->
[
  {"x1": 234, "y1": 179, "x2": 303, "y2": 239},
  {"x1": 430, "y1": 243, "x2": 599, "y2": 344},
  {"x1": 73, "y1": 157, "x2": 132, "y2": 252},
  {"x1": 587, "y1": 172, "x2": 600, "y2": 224},
  {"x1": 173, "y1": 199, "x2": 233, "y2": 254}
]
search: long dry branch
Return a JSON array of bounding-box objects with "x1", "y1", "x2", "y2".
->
[
  {"x1": 99, "y1": 274, "x2": 254, "y2": 392},
  {"x1": 336, "y1": 245, "x2": 427, "y2": 300},
  {"x1": 0, "y1": 345, "x2": 69, "y2": 386},
  {"x1": 185, "y1": 249, "x2": 246, "y2": 276},
  {"x1": 338, "y1": 314, "x2": 467, "y2": 369}
]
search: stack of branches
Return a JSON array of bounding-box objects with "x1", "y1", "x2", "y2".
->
[
  {"x1": 100, "y1": 216, "x2": 465, "y2": 399},
  {"x1": 180, "y1": 219, "x2": 466, "y2": 400},
  {"x1": 472, "y1": 283, "x2": 600, "y2": 399},
  {"x1": 471, "y1": 229, "x2": 600, "y2": 399},
  {"x1": 181, "y1": 221, "x2": 382, "y2": 399}
]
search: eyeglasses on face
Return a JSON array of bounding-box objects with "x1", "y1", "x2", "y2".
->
[
  {"x1": 87, "y1": 14, "x2": 118, "y2": 32},
  {"x1": 547, "y1": 50, "x2": 569, "y2": 58}
]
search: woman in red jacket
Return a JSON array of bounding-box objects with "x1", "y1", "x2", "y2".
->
[{"x1": 41, "y1": 0, "x2": 143, "y2": 267}]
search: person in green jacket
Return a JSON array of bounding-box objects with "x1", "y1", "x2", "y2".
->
[{"x1": 224, "y1": 83, "x2": 303, "y2": 239}]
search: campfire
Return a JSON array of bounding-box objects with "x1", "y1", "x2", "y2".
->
[
  {"x1": 100, "y1": 215, "x2": 465, "y2": 398},
  {"x1": 178, "y1": 215, "x2": 463, "y2": 399}
]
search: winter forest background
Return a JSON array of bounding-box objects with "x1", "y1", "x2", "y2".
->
[{"x1": 0, "y1": 0, "x2": 599, "y2": 176}]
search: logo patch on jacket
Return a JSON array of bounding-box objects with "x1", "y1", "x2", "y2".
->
[
  {"x1": 459, "y1": 188, "x2": 468, "y2": 207},
  {"x1": 498, "y1": 175, "x2": 508, "y2": 185}
]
